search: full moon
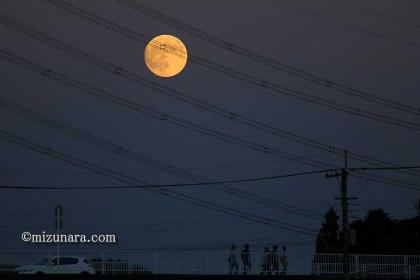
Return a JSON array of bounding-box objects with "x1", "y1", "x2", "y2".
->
[{"x1": 144, "y1": 34, "x2": 188, "y2": 78}]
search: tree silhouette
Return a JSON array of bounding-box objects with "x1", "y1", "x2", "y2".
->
[
  {"x1": 351, "y1": 208, "x2": 393, "y2": 254},
  {"x1": 316, "y1": 207, "x2": 420, "y2": 254},
  {"x1": 316, "y1": 207, "x2": 340, "y2": 253},
  {"x1": 349, "y1": 208, "x2": 420, "y2": 254}
]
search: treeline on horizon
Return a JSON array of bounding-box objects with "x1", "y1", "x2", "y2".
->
[{"x1": 316, "y1": 207, "x2": 420, "y2": 255}]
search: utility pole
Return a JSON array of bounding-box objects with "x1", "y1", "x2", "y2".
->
[
  {"x1": 324, "y1": 160, "x2": 420, "y2": 279},
  {"x1": 341, "y1": 151, "x2": 350, "y2": 280},
  {"x1": 326, "y1": 151, "x2": 351, "y2": 280}
]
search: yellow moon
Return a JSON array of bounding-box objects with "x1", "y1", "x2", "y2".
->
[{"x1": 144, "y1": 34, "x2": 188, "y2": 78}]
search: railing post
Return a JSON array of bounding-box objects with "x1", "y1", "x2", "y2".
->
[
  {"x1": 404, "y1": 256, "x2": 410, "y2": 279},
  {"x1": 355, "y1": 255, "x2": 359, "y2": 279},
  {"x1": 128, "y1": 254, "x2": 132, "y2": 275},
  {"x1": 101, "y1": 252, "x2": 105, "y2": 274},
  {"x1": 29, "y1": 250, "x2": 420, "y2": 278},
  {"x1": 205, "y1": 252, "x2": 209, "y2": 275},
  {"x1": 153, "y1": 252, "x2": 157, "y2": 274}
]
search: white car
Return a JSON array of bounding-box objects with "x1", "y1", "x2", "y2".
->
[{"x1": 14, "y1": 256, "x2": 95, "y2": 275}]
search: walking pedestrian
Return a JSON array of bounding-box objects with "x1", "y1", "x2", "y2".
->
[
  {"x1": 281, "y1": 245, "x2": 288, "y2": 276},
  {"x1": 271, "y1": 245, "x2": 279, "y2": 275},
  {"x1": 261, "y1": 246, "x2": 270, "y2": 275},
  {"x1": 241, "y1": 244, "x2": 251, "y2": 274},
  {"x1": 228, "y1": 244, "x2": 238, "y2": 274}
]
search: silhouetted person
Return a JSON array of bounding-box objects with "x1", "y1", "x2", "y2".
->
[
  {"x1": 228, "y1": 244, "x2": 238, "y2": 274},
  {"x1": 261, "y1": 246, "x2": 270, "y2": 275},
  {"x1": 281, "y1": 245, "x2": 288, "y2": 275},
  {"x1": 241, "y1": 244, "x2": 251, "y2": 274},
  {"x1": 271, "y1": 245, "x2": 279, "y2": 275}
]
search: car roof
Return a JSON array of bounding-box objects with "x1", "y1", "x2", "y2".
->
[{"x1": 50, "y1": 256, "x2": 87, "y2": 259}]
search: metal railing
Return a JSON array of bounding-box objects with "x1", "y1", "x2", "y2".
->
[{"x1": 1, "y1": 250, "x2": 419, "y2": 278}]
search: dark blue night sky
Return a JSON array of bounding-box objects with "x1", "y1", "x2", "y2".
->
[{"x1": 1, "y1": 0, "x2": 420, "y2": 253}]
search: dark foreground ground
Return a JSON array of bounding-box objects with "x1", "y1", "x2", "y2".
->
[
  {"x1": 3, "y1": 275, "x2": 302, "y2": 280},
  {"x1": 1, "y1": 274, "x2": 415, "y2": 280},
  {"x1": 4, "y1": 276, "x2": 307, "y2": 279}
]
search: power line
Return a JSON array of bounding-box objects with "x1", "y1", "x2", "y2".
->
[
  {"x1": 109, "y1": 0, "x2": 420, "y2": 116},
  {"x1": 0, "y1": 129, "x2": 318, "y2": 236},
  {"x1": 348, "y1": 165, "x2": 420, "y2": 192},
  {"x1": 4, "y1": 166, "x2": 420, "y2": 190},
  {"x1": 0, "y1": 18, "x2": 335, "y2": 169},
  {"x1": 0, "y1": 94, "x2": 325, "y2": 220},
  {"x1": 69, "y1": 1, "x2": 420, "y2": 180},
  {"x1": 0, "y1": 152, "x2": 333, "y2": 175},
  {"x1": 349, "y1": 166, "x2": 420, "y2": 171},
  {"x1": 1, "y1": 48, "x2": 419, "y2": 192},
  {"x1": 267, "y1": 0, "x2": 420, "y2": 49},
  {"x1": 7, "y1": 5, "x2": 420, "y2": 181},
  {"x1": 41, "y1": 0, "x2": 420, "y2": 125},
  {"x1": 0, "y1": 169, "x2": 333, "y2": 190},
  {"x1": 38, "y1": 0, "x2": 420, "y2": 182},
  {"x1": 339, "y1": 0, "x2": 420, "y2": 29},
  {"x1": 1, "y1": 88, "x2": 419, "y2": 199},
  {"x1": 2, "y1": 165, "x2": 420, "y2": 190},
  {"x1": 1, "y1": 12, "x2": 419, "y2": 194},
  {"x1": 0, "y1": 60, "x2": 417, "y2": 197},
  {"x1": 0, "y1": 222, "x2": 255, "y2": 234},
  {"x1": 355, "y1": 178, "x2": 370, "y2": 196},
  {"x1": 0, "y1": 217, "x2": 254, "y2": 229},
  {"x1": 348, "y1": 143, "x2": 420, "y2": 153}
]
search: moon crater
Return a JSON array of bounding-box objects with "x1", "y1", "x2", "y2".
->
[{"x1": 144, "y1": 35, "x2": 187, "y2": 78}]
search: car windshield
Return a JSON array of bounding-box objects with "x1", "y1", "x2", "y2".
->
[{"x1": 34, "y1": 257, "x2": 51, "y2": 265}]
